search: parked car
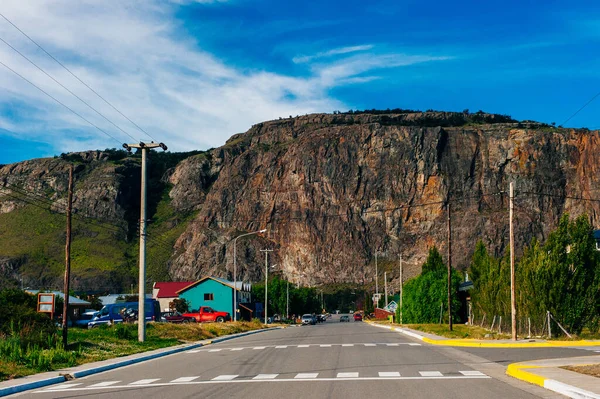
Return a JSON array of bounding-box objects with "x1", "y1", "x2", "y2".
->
[
  {"x1": 353, "y1": 313, "x2": 363, "y2": 322},
  {"x1": 301, "y1": 314, "x2": 316, "y2": 325},
  {"x1": 182, "y1": 306, "x2": 231, "y2": 323},
  {"x1": 88, "y1": 299, "x2": 161, "y2": 328},
  {"x1": 74, "y1": 310, "x2": 98, "y2": 328},
  {"x1": 161, "y1": 311, "x2": 195, "y2": 323},
  {"x1": 340, "y1": 315, "x2": 350, "y2": 322},
  {"x1": 317, "y1": 314, "x2": 327, "y2": 323}
]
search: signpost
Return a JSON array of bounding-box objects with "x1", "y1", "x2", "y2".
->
[{"x1": 37, "y1": 293, "x2": 55, "y2": 320}]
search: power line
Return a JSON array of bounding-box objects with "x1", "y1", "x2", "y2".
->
[
  {"x1": 517, "y1": 190, "x2": 600, "y2": 203},
  {"x1": 0, "y1": 35, "x2": 139, "y2": 142},
  {"x1": 0, "y1": 12, "x2": 158, "y2": 143},
  {"x1": 560, "y1": 90, "x2": 600, "y2": 127},
  {"x1": 0, "y1": 60, "x2": 123, "y2": 146}
]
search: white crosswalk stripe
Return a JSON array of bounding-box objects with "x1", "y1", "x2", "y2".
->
[
  {"x1": 253, "y1": 346, "x2": 266, "y2": 350},
  {"x1": 337, "y1": 372, "x2": 359, "y2": 378},
  {"x1": 171, "y1": 376, "x2": 200, "y2": 383},
  {"x1": 88, "y1": 381, "x2": 120, "y2": 387},
  {"x1": 320, "y1": 344, "x2": 332, "y2": 347},
  {"x1": 47, "y1": 383, "x2": 82, "y2": 390},
  {"x1": 129, "y1": 379, "x2": 160, "y2": 385},
  {"x1": 275, "y1": 345, "x2": 288, "y2": 348},
  {"x1": 364, "y1": 343, "x2": 376, "y2": 347},
  {"x1": 386, "y1": 343, "x2": 399, "y2": 346},
  {"x1": 252, "y1": 374, "x2": 279, "y2": 380},
  {"x1": 419, "y1": 371, "x2": 443, "y2": 377},
  {"x1": 295, "y1": 373, "x2": 319, "y2": 379},
  {"x1": 342, "y1": 344, "x2": 354, "y2": 347},
  {"x1": 212, "y1": 375, "x2": 238, "y2": 381},
  {"x1": 379, "y1": 372, "x2": 401, "y2": 377},
  {"x1": 208, "y1": 349, "x2": 221, "y2": 352},
  {"x1": 298, "y1": 344, "x2": 310, "y2": 348},
  {"x1": 231, "y1": 347, "x2": 243, "y2": 351},
  {"x1": 459, "y1": 371, "x2": 485, "y2": 376}
]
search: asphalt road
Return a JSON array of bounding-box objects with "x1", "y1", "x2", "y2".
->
[{"x1": 23, "y1": 315, "x2": 583, "y2": 399}]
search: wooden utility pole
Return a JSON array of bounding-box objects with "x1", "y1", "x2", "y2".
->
[
  {"x1": 447, "y1": 200, "x2": 453, "y2": 331},
  {"x1": 384, "y1": 271, "x2": 388, "y2": 307},
  {"x1": 510, "y1": 182, "x2": 517, "y2": 340},
  {"x1": 62, "y1": 164, "x2": 74, "y2": 349},
  {"x1": 260, "y1": 249, "x2": 273, "y2": 324}
]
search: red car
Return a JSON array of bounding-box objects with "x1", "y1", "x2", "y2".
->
[
  {"x1": 161, "y1": 311, "x2": 195, "y2": 323},
  {"x1": 353, "y1": 313, "x2": 363, "y2": 321}
]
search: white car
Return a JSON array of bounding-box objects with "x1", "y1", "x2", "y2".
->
[{"x1": 301, "y1": 314, "x2": 315, "y2": 325}]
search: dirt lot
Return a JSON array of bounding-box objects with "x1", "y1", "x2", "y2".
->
[{"x1": 562, "y1": 364, "x2": 600, "y2": 378}]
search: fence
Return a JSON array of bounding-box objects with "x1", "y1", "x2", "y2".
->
[{"x1": 470, "y1": 310, "x2": 572, "y2": 338}]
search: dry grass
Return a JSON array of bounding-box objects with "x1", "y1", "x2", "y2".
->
[{"x1": 562, "y1": 364, "x2": 600, "y2": 378}]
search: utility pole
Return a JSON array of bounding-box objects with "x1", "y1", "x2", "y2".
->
[
  {"x1": 447, "y1": 200, "x2": 453, "y2": 331},
  {"x1": 384, "y1": 271, "x2": 388, "y2": 307},
  {"x1": 261, "y1": 249, "x2": 273, "y2": 324},
  {"x1": 123, "y1": 142, "x2": 167, "y2": 342},
  {"x1": 399, "y1": 255, "x2": 403, "y2": 324},
  {"x1": 62, "y1": 164, "x2": 73, "y2": 349},
  {"x1": 286, "y1": 280, "x2": 289, "y2": 320},
  {"x1": 510, "y1": 182, "x2": 517, "y2": 340},
  {"x1": 375, "y1": 250, "x2": 379, "y2": 300}
]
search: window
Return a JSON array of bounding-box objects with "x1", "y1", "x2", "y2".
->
[{"x1": 204, "y1": 293, "x2": 214, "y2": 301}]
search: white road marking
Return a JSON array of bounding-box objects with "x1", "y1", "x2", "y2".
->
[
  {"x1": 231, "y1": 348, "x2": 243, "y2": 351},
  {"x1": 459, "y1": 371, "x2": 486, "y2": 376},
  {"x1": 298, "y1": 345, "x2": 310, "y2": 348},
  {"x1": 320, "y1": 344, "x2": 332, "y2": 347},
  {"x1": 409, "y1": 343, "x2": 421, "y2": 346},
  {"x1": 253, "y1": 374, "x2": 279, "y2": 380},
  {"x1": 342, "y1": 344, "x2": 354, "y2": 347},
  {"x1": 46, "y1": 383, "x2": 83, "y2": 390},
  {"x1": 419, "y1": 371, "x2": 443, "y2": 377},
  {"x1": 275, "y1": 345, "x2": 288, "y2": 348},
  {"x1": 336, "y1": 372, "x2": 359, "y2": 378},
  {"x1": 129, "y1": 379, "x2": 161, "y2": 385},
  {"x1": 212, "y1": 375, "x2": 238, "y2": 381},
  {"x1": 209, "y1": 349, "x2": 221, "y2": 352},
  {"x1": 364, "y1": 343, "x2": 376, "y2": 347},
  {"x1": 379, "y1": 372, "x2": 401, "y2": 377},
  {"x1": 186, "y1": 350, "x2": 201, "y2": 353},
  {"x1": 295, "y1": 373, "x2": 319, "y2": 379},
  {"x1": 171, "y1": 377, "x2": 200, "y2": 383},
  {"x1": 253, "y1": 346, "x2": 266, "y2": 350},
  {"x1": 88, "y1": 381, "x2": 120, "y2": 388},
  {"x1": 386, "y1": 343, "x2": 399, "y2": 346},
  {"x1": 35, "y1": 375, "x2": 491, "y2": 392}
]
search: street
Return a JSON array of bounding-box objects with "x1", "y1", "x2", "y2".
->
[{"x1": 23, "y1": 315, "x2": 597, "y2": 399}]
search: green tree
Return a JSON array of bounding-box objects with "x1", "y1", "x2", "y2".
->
[{"x1": 171, "y1": 298, "x2": 190, "y2": 313}]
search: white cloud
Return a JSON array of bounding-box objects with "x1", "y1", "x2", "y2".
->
[
  {"x1": 0, "y1": 1, "x2": 451, "y2": 158},
  {"x1": 293, "y1": 45, "x2": 374, "y2": 64}
]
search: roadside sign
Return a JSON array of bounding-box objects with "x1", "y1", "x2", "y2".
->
[
  {"x1": 372, "y1": 293, "x2": 381, "y2": 304},
  {"x1": 37, "y1": 293, "x2": 55, "y2": 319}
]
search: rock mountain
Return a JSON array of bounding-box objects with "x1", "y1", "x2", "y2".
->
[{"x1": 1, "y1": 111, "x2": 599, "y2": 292}]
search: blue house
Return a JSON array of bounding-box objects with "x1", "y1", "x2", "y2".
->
[{"x1": 176, "y1": 277, "x2": 252, "y2": 319}]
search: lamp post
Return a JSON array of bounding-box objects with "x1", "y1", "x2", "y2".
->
[{"x1": 232, "y1": 229, "x2": 266, "y2": 321}]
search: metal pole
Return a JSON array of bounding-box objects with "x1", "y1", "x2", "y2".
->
[
  {"x1": 233, "y1": 238, "x2": 238, "y2": 322},
  {"x1": 286, "y1": 280, "x2": 289, "y2": 320},
  {"x1": 260, "y1": 249, "x2": 273, "y2": 324},
  {"x1": 138, "y1": 147, "x2": 147, "y2": 342},
  {"x1": 447, "y1": 200, "x2": 453, "y2": 331},
  {"x1": 375, "y1": 251, "x2": 378, "y2": 298},
  {"x1": 399, "y1": 255, "x2": 403, "y2": 324},
  {"x1": 510, "y1": 182, "x2": 517, "y2": 340},
  {"x1": 62, "y1": 164, "x2": 73, "y2": 349},
  {"x1": 384, "y1": 271, "x2": 388, "y2": 307}
]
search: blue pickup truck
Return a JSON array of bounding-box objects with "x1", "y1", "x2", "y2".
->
[{"x1": 87, "y1": 300, "x2": 161, "y2": 328}]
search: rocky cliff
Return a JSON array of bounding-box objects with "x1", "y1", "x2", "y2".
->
[{"x1": 1, "y1": 111, "x2": 599, "y2": 292}]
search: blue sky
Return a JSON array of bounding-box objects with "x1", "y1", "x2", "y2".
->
[{"x1": 0, "y1": 0, "x2": 599, "y2": 164}]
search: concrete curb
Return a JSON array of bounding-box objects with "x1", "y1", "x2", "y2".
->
[
  {"x1": 506, "y1": 363, "x2": 600, "y2": 399},
  {"x1": 365, "y1": 321, "x2": 600, "y2": 348},
  {"x1": 0, "y1": 326, "x2": 280, "y2": 397}
]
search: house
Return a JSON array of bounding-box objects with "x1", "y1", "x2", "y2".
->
[
  {"x1": 152, "y1": 281, "x2": 195, "y2": 311},
  {"x1": 25, "y1": 290, "x2": 91, "y2": 323},
  {"x1": 97, "y1": 293, "x2": 153, "y2": 306},
  {"x1": 176, "y1": 277, "x2": 252, "y2": 320}
]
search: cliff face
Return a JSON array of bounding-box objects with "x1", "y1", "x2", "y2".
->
[{"x1": 1, "y1": 112, "x2": 599, "y2": 292}]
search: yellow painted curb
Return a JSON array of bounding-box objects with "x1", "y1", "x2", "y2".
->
[
  {"x1": 506, "y1": 363, "x2": 546, "y2": 387},
  {"x1": 421, "y1": 337, "x2": 600, "y2": 348}
]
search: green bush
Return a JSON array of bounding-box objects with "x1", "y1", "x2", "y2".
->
[{"x1": 114, "y1": 323, "x2": 136, "y2": 340}]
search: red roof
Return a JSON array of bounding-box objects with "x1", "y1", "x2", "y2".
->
[{"x1": 154, "y1": 282, "x2": 195, "y2": 298}]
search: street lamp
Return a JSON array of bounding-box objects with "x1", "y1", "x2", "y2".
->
[{"x1": 233, "y1": 229, "x2": 266, "y2": 321}]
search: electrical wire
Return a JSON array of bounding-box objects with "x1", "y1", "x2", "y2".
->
[
  {"x1": 560, "y1": 90, "x2": 600, "y2": 127},
  {"x1": 0, "y1": 60, "x2": 123, "y2": 146},
  {"x1": 0, "y1": 35, "x2": 139, "y2": 142},
  {"x1": 0, "y1": 11, "x2": 158, "y2": 143}
]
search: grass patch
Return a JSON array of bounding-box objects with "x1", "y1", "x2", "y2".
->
[
  {"x1": 562, "y1": 364, "x2": 600, "y2": 378},
  {"x1": 0, "y1": 320, "x2": 266, "y2": 381},
  {"x1": 403, "y1": 323, "x2": 507, "y2": 339}
]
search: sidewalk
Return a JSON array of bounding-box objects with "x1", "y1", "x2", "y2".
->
[
  {"x1": 0, "y1": 326, "x2": 279, "y2": 397},
  {"x1": 367, "y1": 321, "x2": 600, "y2": 399}
]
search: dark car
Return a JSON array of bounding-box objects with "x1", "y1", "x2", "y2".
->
[
  {"x1": 161, "y1": 311, "x2": 195, "y2": 323},
  {"x1": 353, "y1": 313, "x2": 363, "y2": 321},
  {"x1": 340, "y1": 315, "x2": 350, "y2": 322}
]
